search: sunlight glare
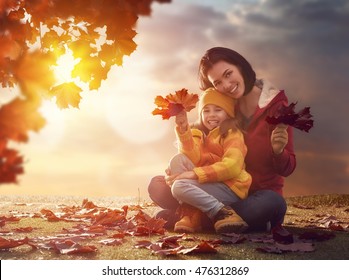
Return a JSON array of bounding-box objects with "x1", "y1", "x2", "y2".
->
[
  {"x1": 30, "y1": 99, "x2": 66, "y2": 151},
  {"x1": 103, "y1": 68, "x2": 170, "y2": 144},
  {"x1": 52, "y1": 50, "x2": 78, "y2": 83}
]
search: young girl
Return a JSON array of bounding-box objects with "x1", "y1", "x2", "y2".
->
[
  {"x1": 148, "y1": 47, "x2": 296, "y2": 232},
  {"x1": 167, "y1": 87, "x2": 251, "y2": 234}
]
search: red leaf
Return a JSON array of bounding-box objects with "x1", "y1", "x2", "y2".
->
[
  {"x1": 40, "y1": 209, "x2": 64, "y2": 222},
  {"x1": 92, "y1": 210, "x2": 126, "y2": 226},
  {"x1": 152, "y1": 88, "x2": 199, "y2": 120},
  {"x1": 257, "y1": 242, "x2": 315, "y2": 254},
  {"x1": 14, "y1": 227, "x2": 34, "y2": 233},
  {"x1": 0, "y1": 148, "x2": 24, "y2": 183},
  {"x1": 0, "y1": 98, "x2": 46, "y2": 142},
  {"x1": 298, "y1": 231, "x2": 336, "y2": 241},
  {"x1": 0, "y1": 236, "x2": 36, "y2": 250},
  {"x1": 210, "y1": 233, "x2": 246, "y2": 245},
  {"x1": 266, "y1": 101, "x2": 314, "y2": 132},
  {"x1": 99, "y1": 238, "x2": 124, "y2": 246},
  {"x1": 178, "y1": 241, "x2": 218, "y2": 255},
  {"x1": 49, "y1": 239, "x2": 97, "y2": 254},
  {"x1": 131, "y1": 210, "x2": 166, "y2": 235},
  {"x1": 292, "y1": 204, "x2": 315, "y2": 210},
  {"x1": 328, "y1": 223, "x2": 345, "y2": 231}
]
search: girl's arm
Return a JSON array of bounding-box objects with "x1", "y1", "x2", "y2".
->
[
  {"x1": 193, "y1": 130, "x2": 247, "y2": 183},
  {"x1": 175, "y1": 111, "x2": 202, "y2": 165}
]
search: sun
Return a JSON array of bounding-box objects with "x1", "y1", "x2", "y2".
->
[{"x1": 52, "y1": 50, "x2": 79, "y2": 83}]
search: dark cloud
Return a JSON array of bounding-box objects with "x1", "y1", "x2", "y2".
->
[{"x1": 285, "y1": 153, "x2": 349, "y2": 196}]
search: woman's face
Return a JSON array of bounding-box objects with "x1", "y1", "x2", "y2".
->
[
  {"x1": 201, "y1": 104, "x2": 229, "y2": 131},
  {"x1": 207, "y1": 60, "x2": 245, "y2": 99}
]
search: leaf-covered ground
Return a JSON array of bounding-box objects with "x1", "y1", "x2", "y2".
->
[{"x1": 0, "y1": 194, "x2": 348, "y2": 260}]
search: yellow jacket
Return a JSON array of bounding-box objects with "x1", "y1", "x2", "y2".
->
[{"x1": 175, "y1": 126, "x2": 251, "y2": 199}]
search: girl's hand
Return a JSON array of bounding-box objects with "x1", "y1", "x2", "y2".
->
[
  {"x1": 175, "y1": 110, "x2": 188, "y2": 133},
  {"x1": 165, "y1": 171, "x2": 198, "y2": 186},
  {"x1": 271, "y1": 124, "x2": 288, "y2": 155}
]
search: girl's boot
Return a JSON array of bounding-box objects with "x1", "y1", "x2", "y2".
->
[
  {"x1": 174, "y1": 204, "x2": 203, "y2": 233},
  {"x1": 214, "y1": 206, "x2": 248, "y2": 234}
]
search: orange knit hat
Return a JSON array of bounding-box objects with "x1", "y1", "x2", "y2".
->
[{"x1": 198, "y1": 87, "x2": 235, "y2": 117}]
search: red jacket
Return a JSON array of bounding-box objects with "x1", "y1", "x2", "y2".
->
[{"x1": 236, "y1": 80, "x2": 296, "y2": 196}]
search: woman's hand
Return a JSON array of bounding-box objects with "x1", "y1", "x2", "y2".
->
[
  {"x1": 271, "y1": 124, "x2": 288, "y2": 155},
  {"x1": 165, "y1": 171, "x2": 198, "y2": 186},
  {"x1": 175, "y1": 110, "x2": 188, "y2": 133}
]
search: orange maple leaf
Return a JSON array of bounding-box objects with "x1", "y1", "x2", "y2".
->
[
  {"x1": 14, "y1": 51, "x2": 56, "y2": 98},
  {"x1": 49, "y1": 82, "x2": 82, "y2": 109},
  {"x1": 0, "y1": 98, "x2": 46, "y2": 142},
  {"x1": 152, "y1": 88, "x2": 198, "y2": 120},
  {"x1": 0, "y1": 148, "x2": 24, "y2": 184}
]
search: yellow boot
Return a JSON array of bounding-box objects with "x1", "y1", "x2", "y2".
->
[
  {"x1": 174, "y1": 204, "x2": 203, "y2": 233},
  {"x1": 214, "y1": 206, "x2": 248, "y2": 234}
]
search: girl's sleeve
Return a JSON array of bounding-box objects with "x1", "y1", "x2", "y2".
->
[
  {"x1": 193, "y1": 131, "x2": 246, "y2": 183},
  {"x1": 175, "y1": 127, "x2": 201, "y2": 165}
]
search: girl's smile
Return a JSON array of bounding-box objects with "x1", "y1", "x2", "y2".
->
[{"x1": 201, "y1": 104, "x2": 229, "y2": 131}]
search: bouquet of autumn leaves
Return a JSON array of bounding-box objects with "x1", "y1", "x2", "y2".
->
[
  {"x1": 265, "y1": 102, "x2": 314, "y2": 132},
  {"x1": 152, "y1": 88, "x2": 199, "y2": 119}
]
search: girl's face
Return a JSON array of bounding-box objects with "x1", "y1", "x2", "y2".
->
[
  {"x1": 207, "y1": 60, "x2": 245, "y2": 99},
  {"x1": 201, "y1": 104, "x2": 229, "y2": 131}
]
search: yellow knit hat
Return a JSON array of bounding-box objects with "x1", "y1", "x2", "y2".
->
[{"x1": 198, "y1": 88, "x2": 235, "y2": 117}]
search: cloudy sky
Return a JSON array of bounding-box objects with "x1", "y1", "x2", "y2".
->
[{"x1": 1, "y1": 0, "x2": 348, "y2": 199}]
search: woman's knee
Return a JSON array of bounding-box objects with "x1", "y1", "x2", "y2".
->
[
  {"x1": 233, "y1": 190, "x2": 286, "y2": 225},
  {"x1": 148, "y1": 175, "x2": 171, "y2": 203},
  {"x1": 263, "y1": 190, "x2": 287, "y2": 214},
  {"x1": 148, "y1": 175, "x2": 179, "y2": 210},
  {"x1": 148, "y1": 176, "x2": 166, "y2": 194}
]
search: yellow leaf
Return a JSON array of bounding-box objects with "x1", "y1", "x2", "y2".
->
[{"x1": 49, "y1": 82, "x2": 82, "y2": 109}]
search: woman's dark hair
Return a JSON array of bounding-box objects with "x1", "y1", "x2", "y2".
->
[{"x1": 198, "y1": 47, "x2": 256, "y2": 95}]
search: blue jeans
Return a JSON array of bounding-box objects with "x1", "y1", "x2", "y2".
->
[
  {"x1": 148, "y1": 176, "x2": 287, "y2": 230},
  {"x1": 169, "y1": 154, "x2": 241, "y2": 219},
  {"x1": 232, "y1": 190, "x2": 287, "y2": 229}
]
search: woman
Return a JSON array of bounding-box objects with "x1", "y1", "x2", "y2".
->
[{"x1": 148, "y1": 47, "x2": 296, "y2": 232}]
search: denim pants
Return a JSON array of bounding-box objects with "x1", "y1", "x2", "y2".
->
[
  {"x1": 168, "y1": 154, "x2": 241, "y2": 219},
  {"x1": 148, "y1": 172, "x2": 287, "y2": 229}
]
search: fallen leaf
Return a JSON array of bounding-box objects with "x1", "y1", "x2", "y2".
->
[
  {"x1": 298, "y1": 231, "x2": 336, "y2": 241},
  {"x1": 14, "y1": 227, "x2": 34, "y2": 233},
  {"x1": 292, "y1": 204, "x2": 315, "y2": 210},
  {"x1": 257, "y1": 242, "x2": 315, "y2": 254},
  {"x1": 49, "y1": 239, "x2": 97, "y2": 254},
  {"x1": 0, "y1": 236, "x2": 36, "y2": 250},
  {"x1": 210, "y1": 233, "x2": 246, "y2": 245},
  {"x1": 99, "y1": 238, "x2": 124, "y2": 246},
  {"x1": 178, "y1": 240, "x2": 218, "y2": 255}
]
